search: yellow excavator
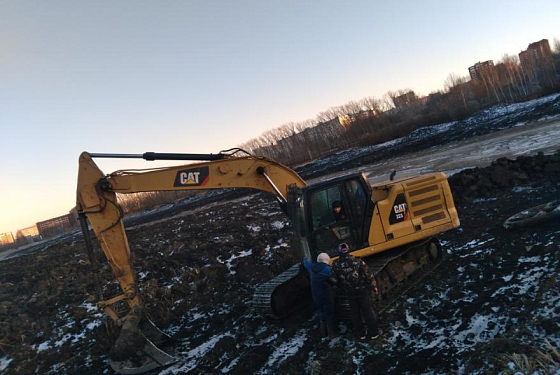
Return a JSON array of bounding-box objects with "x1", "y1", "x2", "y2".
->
[{"x1": 76, "y1": 149, "x2": 460, "y2": 374}]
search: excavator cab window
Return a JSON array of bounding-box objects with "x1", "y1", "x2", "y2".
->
[
  {"x1": 309, "y1": 186, "x2": 340, "y2": 230},
  {"x1": 307, "y1": 178, "x2": 369, "y2": 257},
  {"x1": 345, "y1": 179, "x2": 367, "y2": 223}
]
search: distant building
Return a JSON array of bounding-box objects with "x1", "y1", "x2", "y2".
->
[
  {"x1": 253, "y1": 115, "x2": 350, "y2": 164},
  {"x1": 0, "y1": 232, "x2": 14, "y2": 246},
  {"x1": 519, "y1": 39, "x2": 557, "y2": 89},
  {"x1": 15, "y1": 225, "x2": 41, "y2": 244},
  {"x1": 252, "y1": 143, "x2": 280, "y2": 159},
  {"x1": 36, "y1": 212, "x2": 78, "y2": 239},
  {"x1": 280, "y1": 115, "x2": 348, "y2": 152},
  {"x1": 468, "y1": 61, "x2": 495, "y2": 81},
  {"x1": 339, "y1": 109, "x2": 379, "y2": 127},
  {"x1": 427, "y1": 91, "x2": 444, "y2": 104},
  {"x1": 519, "y1": 39, "x2": 553, "y2": 69},
  {"x1": 316, "y1": 115, "x2": 349, "y2": 135},
  {"x1": 393, "y1": 91, "x2": 418, "y2": 108},
  {"x1": 448, "y1": 81, "x2": 476, "y2": 104}
]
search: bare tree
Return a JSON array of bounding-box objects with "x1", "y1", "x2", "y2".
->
[
  {"x1": 552, "y1": 38, "x2": 560, "y2": 80},
  {"x1": 380, "y1": 93, "x2": 395, "y2": 111},
  {"x1": 444, "y1": 73, "x2": 470, "y2": 110},
  {"x1": 242, "y1": 38, "x2": 560, "y2": 165},
  {"x1": 278, "y1": 122, "x2": 296, "y2": 138},
  {"x1": 498, "y1": 53, "x2": 528, "y2": 99},
  {"x1": 341, "y1": 100, "x2": 362, "y2": 114},
  {"x1": 385, "y1": 91, "x2": 399, "y2": 108},
  {"x1": 316, "y1": 107, "x2": 339, "y2": 122},
  {"x1": 359, "y1": 96, "x2": 381, "y2": 112},
  {"x1": 444, "y1": 73, "x2": 461, "y2": 92},
  {"x1": 295, "y1": 119, "x2": 316, "y2": 132},
  {"x1": 553, "y1": 38, "x2": 560, "y2": 54}
]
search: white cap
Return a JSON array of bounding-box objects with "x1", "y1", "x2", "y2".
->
[{"x1": 317, "y1": 253, "x2": 331, "y2": 264}]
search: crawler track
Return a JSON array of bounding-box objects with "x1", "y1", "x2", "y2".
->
[
  {"x1": 251, "y1": 264, "x2": 311, "y2": 318},
  {"x1": 335, "y1": 238, "x2": 444, "y2": 319},
  {"x1": 252, "y1": 239, "x2": 444, "y2": 320}
]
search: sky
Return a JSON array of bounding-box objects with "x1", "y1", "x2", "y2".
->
[{"x1": 1, "y1": 0, "x2": 559, "y2": 236}]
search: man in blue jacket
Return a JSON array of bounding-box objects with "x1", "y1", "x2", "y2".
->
[{"x1": 303, "y1": 253, "x2": 336, "y2": 338}]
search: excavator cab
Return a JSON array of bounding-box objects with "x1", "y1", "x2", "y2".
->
[{"x1": 287, "y1": 173, "x2": 374, "y2": 260}]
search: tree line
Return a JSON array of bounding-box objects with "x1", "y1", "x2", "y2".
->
[{"x1": 238, "y1": 39, "x2": 560, "y2": 166}]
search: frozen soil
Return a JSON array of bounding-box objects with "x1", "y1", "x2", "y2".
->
[{"x1": 1, "y1": 94, "x2": 560, "y2": 374}]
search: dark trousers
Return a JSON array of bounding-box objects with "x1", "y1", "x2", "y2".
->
[
  {"x1": 348, "y1": 290, "x2": 378, "y2": 337},
  {"x1": 315, "y1": 300, "x2": 335, "y2": 327}
]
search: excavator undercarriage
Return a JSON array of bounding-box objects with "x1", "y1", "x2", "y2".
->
[
  {"x1": 335, "y1": 238, "x2": 444, "y2": 319},
  {"x1": 251, "y1": 264, "x2": 311, "y2": 318},
  {"x1": 253, "y1": 237, "x2": 445, "y2": 321}
]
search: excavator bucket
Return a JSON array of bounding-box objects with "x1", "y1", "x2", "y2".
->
[{"x1": 109, "y1": 318, "x2": 177, "y2": 374}]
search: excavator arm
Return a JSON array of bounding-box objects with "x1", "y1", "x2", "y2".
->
[{"x1": 76, "y1": 151, "x2": 306, "y2": 373}]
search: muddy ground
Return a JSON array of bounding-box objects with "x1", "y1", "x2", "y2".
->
[
  {"x1": 0, "y1": 149, "x2": 559, "y2": 375},
  {"x1": 2, "y1": 93, "x2": 560, "y2": 375}
]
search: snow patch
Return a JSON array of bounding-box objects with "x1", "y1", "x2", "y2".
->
[
  {"x1": 512, "y1": 186, "x2": 534, "y2": 193},
  {"x1": 453, "y1": 314, "x2": 504, "y2": 345},
  {"x1": 518, "y1": 256, "x2": 541, "y2": 263},
  {"x1": 247, "y1": 224, "x2": 261, "y2": 232},
  {"x1": 257, "y1": 329, "x2": 307, "y2": 373},
  {"x1": 270, "y1": 221, "x2": 286, "y2": 230},
  {"x1": 34, "y1": 341, "x2": 52, "y2": 352},
  {"x1": 0, "y1": 357, "x2": 12, "y2": 371},
  {"x1": 217, "y1": 249, "x2": 253, "y2": 274},
  {"x1": 161, "y1": 333, "x2": 235, "y2": 374}
]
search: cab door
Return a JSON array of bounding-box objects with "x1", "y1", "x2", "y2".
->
[{"x1": 305, "y1": 177, "x2": 370, "y2": 258}]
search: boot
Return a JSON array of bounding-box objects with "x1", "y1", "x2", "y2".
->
[
  {"x1": 319, "y1": 321, "x2": 327, "y2": 337},
  {"x1": 367, "y1": 326, "x2": 379, "y2": 340},
  {"x1": 327, "y1": 324, "x2": 337, "y2": 338}
]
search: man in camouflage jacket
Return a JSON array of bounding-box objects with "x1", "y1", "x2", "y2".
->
[{"x1": 330, "y1": 242, "x2": 379, "y2": 340}]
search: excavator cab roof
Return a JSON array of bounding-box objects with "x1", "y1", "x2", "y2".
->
[{"x1": 301, "y1": 172, "x2": 370, "y2": 193}]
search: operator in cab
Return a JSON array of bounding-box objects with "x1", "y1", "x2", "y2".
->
[{"x1": 332, "y1": 200, "x2": 346, "y2": 221}]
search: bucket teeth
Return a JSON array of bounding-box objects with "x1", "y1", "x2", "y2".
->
[{"x1": 109, "y1": 318, "x2": 177, "y2": 374}]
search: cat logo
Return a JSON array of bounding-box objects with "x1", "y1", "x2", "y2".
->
[
  {"x1": 393, "y1": 203, "x2": 409, "y2": 221},
  {"x1": 389, "y1": 193, "x2": 409, "y2": 224},
  {"x1": 394, "y1": 203, "x2": 407, "y2": 214},
  {"x1": 173, "y1": 167, "x2": 210, "y2": 187},
  {"x1": 180, "y1": 171, "x2": 200, "y2": 185}
]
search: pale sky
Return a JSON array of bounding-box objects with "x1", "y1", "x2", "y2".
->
[{"x1": 1, "y1": 0, "x2": 559, "y2": 236}]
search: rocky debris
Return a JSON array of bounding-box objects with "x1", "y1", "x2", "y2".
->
[
  {"x1": 0, "y1": 150, "x2": 559, "y2": 374},
  {"x1": 503, "y1": 199, "x2": 560, "y2": 229},
  {"x1": 451, "y1": 150, "x2": 560, "y2": 202}
]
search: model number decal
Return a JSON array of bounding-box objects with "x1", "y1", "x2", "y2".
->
[
  {"x1": 173, "y1": 166, "x2": 210, "y2": 187},
  {"x1": 394, "y1": 203, "x2": 408, "y2": 220},
  {"x1": 389, "y1": 194, "x2": 409, "y2": 224}
]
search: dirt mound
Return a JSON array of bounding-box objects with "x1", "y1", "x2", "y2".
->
[
  {"x1": 1, "y1": 151, "x2": 559, "y2": 374},
  {"x1": 450, "y1": 151, "x2": 560, "y2": 203}
]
